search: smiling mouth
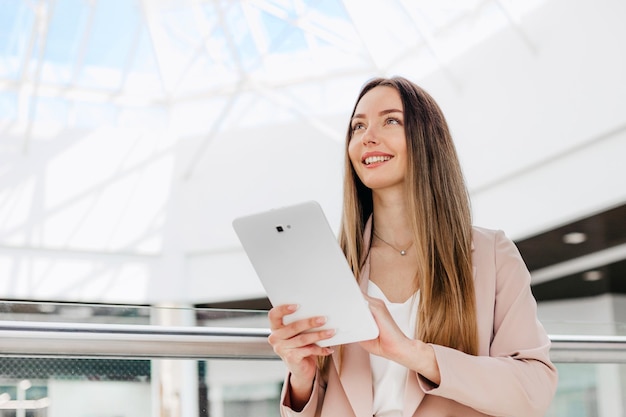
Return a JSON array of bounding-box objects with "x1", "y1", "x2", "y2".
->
[{"x1": 364, "y1": 155, "x2": 392, "y2": 165}]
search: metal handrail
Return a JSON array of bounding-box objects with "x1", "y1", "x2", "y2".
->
[
  {"x1": 0, "y1": 320, "x2": 274, "y2": 360},
  {"x1": 549, "y1": 334, "x2": 626, "y2": 363},
  {"x1": 0, "y1": 320, "x2": 625, "y2": 362}
]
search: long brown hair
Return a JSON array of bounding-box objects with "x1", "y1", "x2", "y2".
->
[{"x1": 321, "y1": 77, "x2": 478, "y2": 371}]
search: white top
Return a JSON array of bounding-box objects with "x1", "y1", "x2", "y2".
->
[{"x1": 368, "y1": 281, "x2": 419, "y2": 417}]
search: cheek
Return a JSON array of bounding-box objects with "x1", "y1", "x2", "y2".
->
[{"x1": 347, "y1": 140, "x2": 361, "y2": 167}]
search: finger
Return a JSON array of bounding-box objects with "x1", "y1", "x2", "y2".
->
[
  {"x1": 363, "y1": 295, "x2": 386, "y2": 313},
  {"x1": 281, "y1": 343, "x2": 335, "y2": 362},
  {"x1": 274, "y1": 329, "x2": 336, "y2": 358},
  {"x1": 284, "y1": 328, "x2": 336, "y2": 350},
  {"x1": 268, "y1": 304, "x2": 299, "y2": 330},
  {"x1": 268, "y1": 316, "x2": 330, "y2": 346}
]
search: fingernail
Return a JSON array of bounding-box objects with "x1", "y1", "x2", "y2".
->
[
  {"x1": 315, "y1": 316, "x2": 327, "y2": 325},
  {"x1": 287, "y1": 304, "x2": 299, "y2": 311}
]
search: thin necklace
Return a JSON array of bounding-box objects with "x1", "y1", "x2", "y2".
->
[{"x1": 373, "y1": 231, "x2": 414, "y2": 256}]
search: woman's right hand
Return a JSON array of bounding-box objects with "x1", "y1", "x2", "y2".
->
[{"x1": 267, "y1": 304, "x2": 335, "y2": 408}]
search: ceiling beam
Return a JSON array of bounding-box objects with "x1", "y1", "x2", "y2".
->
[
  {"x1": 492, "y1": 0, "x2": 537, "y2": 54},
  {"x1": 337, "y1": 0, "x2": 385, "y2": 74},
  {"x1": 395, "y1": 0, "x2": 462, "y2": 90},
  {"x1": 531, "y1": 243, "x2": 626, "y2": 285},
  {"x1": 22, "y1": 0, "x2": 56, "y2": 155},
  {"x1": 138, "y1": 0, "x2": 174, "y2": 101},
  {"x1": 69, "y1": 0, "x2": 97, "y2": 86}
]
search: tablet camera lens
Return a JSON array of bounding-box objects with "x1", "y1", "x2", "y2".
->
[{"x1": 276, "y1": 225, "x2": 284, "y2": 232}]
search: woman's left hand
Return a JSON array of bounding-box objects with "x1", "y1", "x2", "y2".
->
[
  {"x1": 358, "y1": 294, "x2": 412, "y2": 361},
  {"x1": 359, "y1": 294, "x2": 441, "y2": 384}
]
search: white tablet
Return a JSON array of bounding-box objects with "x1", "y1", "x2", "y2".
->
[{"x1": 232, "y1": 201, "x2": 379, "y2": 347}]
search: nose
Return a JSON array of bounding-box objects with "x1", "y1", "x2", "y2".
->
[{"x1": 361, "y1": 125, "x2": 379, "y2": 145}]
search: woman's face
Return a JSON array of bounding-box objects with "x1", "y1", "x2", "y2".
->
[{"x1": 348, "y1": 86, "x2": 408, "y2": 192}]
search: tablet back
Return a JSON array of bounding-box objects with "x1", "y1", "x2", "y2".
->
[{"x1": 232, "y1": 201, "x2": 379, "y2": 347}]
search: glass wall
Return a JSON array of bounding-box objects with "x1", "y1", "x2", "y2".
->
[
  {"x1": 0, "y1": 357, "x2": 284, "y2": 417},
  {"x1": 0, "y1": 358, "x2": 151, "y2": 417},
  {"x1": 547, "y1": 363, "x2": 626, "y2": 417}
]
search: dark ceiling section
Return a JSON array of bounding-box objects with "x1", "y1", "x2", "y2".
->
[
  {"x1": 516, "y1": 203, "x2": 626, "y2": 302},
  {"x1": 516, "y1": 204, "x2": 626, "y2": 271},
  {"x1": 528, "y1": 260, "x2": 626, "y2": 302},
  {"x1": 198, "y1": 298, "x2": 272, "y2": 311}
]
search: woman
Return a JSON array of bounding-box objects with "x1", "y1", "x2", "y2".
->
[{"x1": 268, "y1": 76, "x2": 558, "y2": 416}]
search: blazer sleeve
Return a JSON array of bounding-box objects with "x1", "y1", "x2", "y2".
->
[
  {"x1": 416, "y1": 230, "x2": 558, "y2": 417},
  {"x1": 280, "y1": 370, "x2": 326, "y2": 417}
]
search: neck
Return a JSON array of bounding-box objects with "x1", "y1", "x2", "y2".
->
[{"x1": 371, "y1": 190, "x2": 413, "y2": 247}]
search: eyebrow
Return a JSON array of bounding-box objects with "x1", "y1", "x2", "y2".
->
[{"x1": 351, "y1": 108, "x2": 403, "y2": 121}]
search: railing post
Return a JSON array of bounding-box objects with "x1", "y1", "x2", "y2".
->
[{"x1": 151, "y1": 304, "x2": 199, "y2": 417}]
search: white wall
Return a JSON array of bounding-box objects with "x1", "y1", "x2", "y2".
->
[
  {"x1": 1, "y1": 0, "x2": 624, "y2": 305},
  {"x1": 538, "y1": 294, "x2": 626, "y2": 335},
  {"x1": 183, "y1": 0, "x2": 626, "y2": 304},
  {"x1": 416, "y1": 0, "x2": 626, "y2": 239}
]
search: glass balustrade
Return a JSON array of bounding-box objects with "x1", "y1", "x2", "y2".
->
[{"x1": 0, "y1": 301, "x2": 624, "y2": 417}]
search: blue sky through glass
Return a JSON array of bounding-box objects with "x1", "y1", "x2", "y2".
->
[
  {"x1": 44, "y1": 0, "x2": 86, "y2": 66},
  {"x1": 0, "y1": 0, "x2": 548, "y2": 127},
  {"x1": 82, "y1": 0, "x2": 141, "y2": 68},
  {"x1": 0, "y1": 1, "x2": 34, "y2": 79}
]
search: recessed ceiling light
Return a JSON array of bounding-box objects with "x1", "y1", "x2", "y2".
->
[
  {"x1": 583, "y1": 270, "x2": 603, "y2": 281},
  {"x1": 563, "y1": 232, "x2": 587, "y2": 244}
]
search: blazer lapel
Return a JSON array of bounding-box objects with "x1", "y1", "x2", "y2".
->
[
  {"x1": 343, "y1": 220, "x2": 480, "y2": 417},
  {"x1": 403, "y1": 237, "x2": 479, "y2": 417},
  {"x1": 403, "y1": 370, "x2": 425, "y2": 417},
  {"x1": 332, "y1": 343, "x2": 373, "y2": 417}
]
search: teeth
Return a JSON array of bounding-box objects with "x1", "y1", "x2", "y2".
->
[{"x1": 364, "y1": 155, "x2": 391, "y2": 165}]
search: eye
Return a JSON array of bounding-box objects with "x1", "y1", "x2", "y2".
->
[
  {"x1": 385, "y1": 117, "x2": 402, "y2": 126},
  {"x1": 351, "y1": 122, "x2": 365, "y2": 132}
]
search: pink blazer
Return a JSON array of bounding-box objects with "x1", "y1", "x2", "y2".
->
[{"x1": 280, "y1": 225, "x2": 558, "y2": 417}]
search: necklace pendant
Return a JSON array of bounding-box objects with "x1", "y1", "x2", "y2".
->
[{"x1": 373, "y1": 231, "x2": 413, "y2": 257}]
